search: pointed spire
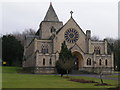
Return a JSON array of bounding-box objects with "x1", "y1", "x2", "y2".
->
[
  {"x1": 44, "y1": 3, "x2": 59, "y2": 21},
  {"x1": 50, "y1": 1, "x2": 52, "y2": 5}
]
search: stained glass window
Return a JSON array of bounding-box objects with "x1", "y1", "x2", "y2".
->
[{"x1": 64, "y1": 28, "x2": 79, "y2": 43}]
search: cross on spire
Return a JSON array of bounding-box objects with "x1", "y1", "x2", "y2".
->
[{"x1": 70, "y1": 11, "x2": 73, "y2": 17}]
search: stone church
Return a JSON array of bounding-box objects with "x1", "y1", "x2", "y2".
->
[{"x1": 23, "y1": 3, "x2": 114, "y2": 73}]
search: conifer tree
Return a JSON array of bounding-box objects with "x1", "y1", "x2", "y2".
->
[
  {"x1": 56, "y1": 41, "x2": 74, "y2": 77},
  {"x1": 2, "y1": 35, "x2": 24, "y2": 66}
]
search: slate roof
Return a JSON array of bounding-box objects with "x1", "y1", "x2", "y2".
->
[{"x1": 44, "y1": 3, "x2": 59, "y2": 22}]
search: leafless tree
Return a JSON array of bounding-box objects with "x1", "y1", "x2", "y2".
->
[
  {"x1": 12, "y1": 28, "x2": 36, "y2": 46},
  {"x1": 91, "y1": 36, "x2": 100, "y2": 41},
  {"x1": 98, "y1": 61, "x2": 106, "y2": 84}
]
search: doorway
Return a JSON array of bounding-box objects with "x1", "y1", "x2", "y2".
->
[{"x1": 73, "y1": 51, "x2": 84, "y2": 70}]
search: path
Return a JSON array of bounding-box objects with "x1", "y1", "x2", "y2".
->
[
  {"x1": 19, "y1": 72, "x2": 120, "y2": 81},
  {"x1": 68, "y1": 74, "x2": 120, "y2": 81}
]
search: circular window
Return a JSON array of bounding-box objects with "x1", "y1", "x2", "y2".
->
[{"x1": 64, "y1": 28, "x2": 79, "y2": 43}]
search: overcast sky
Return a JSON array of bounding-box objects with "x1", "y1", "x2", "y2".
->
[{"x1": 0, "y1": 0, "x2": 119, "y2": 39}]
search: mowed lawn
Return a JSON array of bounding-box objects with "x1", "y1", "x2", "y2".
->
[
  {"x1": 108, "y1": 75, "x2": 120, "y2": 78},
  {"x1": 2, "y1": 67, "x2": 119, "y2": 88}
]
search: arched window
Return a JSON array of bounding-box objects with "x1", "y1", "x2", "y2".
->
[
  {"x1": 51, "y1": 26, "x2": 56, "y2": 33},
  {"x1": 94, "y1": 46, "x2": 100, "y2": 54},
  {"x1": 105, "y1": 59, "x2": 108, "y2": 66},
  {"x1": 46, "y1": 48, "x2": 48, "y2": 53},
  {"x1": 43, "y1": 58, "x2": 45, "y2": 65},
  {"x1": 49, "y1": 58, "x2": 52, "y2": 65},
  {"x1": 87, "y1": 58, "x2": 91, "y2": 65},
  {"x1": 99, "y1": 59, "x2": 102, "y2": 66},
  {"x1": 41, "y1": 45, "x2": 49, "y2": 54}
]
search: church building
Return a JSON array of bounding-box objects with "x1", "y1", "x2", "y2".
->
[{"x1": 23, "y1": 3, "x2": 114, "y2": 73}]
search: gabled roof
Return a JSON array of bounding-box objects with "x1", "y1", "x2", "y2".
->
[
  {"x1": 69, "y1": 43, "x2": 85, "y2": 54},
  {"x1": 56, "y1": 17, "x2": 86, "y2": 35},
  {"x1": 44, "y1": 3, "x2": 59, "y2": 21}
]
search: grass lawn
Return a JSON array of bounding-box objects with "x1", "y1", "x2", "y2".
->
[
  {"x1": 114, "y1": 71, "x2": 120, "y2": 74},
  {"x1": 2, "y1": 66, "x2": 20, "y2": 73},
  {"x1": 107, "y1": 75, "x2": 120, "y2": 78},
  {"x1": 2, "y1": 66, "x2": 119, "y2": 88}
]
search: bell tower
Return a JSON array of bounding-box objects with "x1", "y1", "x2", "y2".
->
[{"x1": 38, "y1": 3, "x2": 63, "y2": 39}]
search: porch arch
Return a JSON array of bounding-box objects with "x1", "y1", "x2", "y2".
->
[{"x1": 72, "y1": 51, "x2": 84, "y2": 70}]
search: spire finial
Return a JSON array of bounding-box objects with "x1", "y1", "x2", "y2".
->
[
  {"x1": 70, "y1": 11, "x2": 73, "y2": 17},
  {"x1": 50, "y1": 0, "x2": 52, "y2": 5}
]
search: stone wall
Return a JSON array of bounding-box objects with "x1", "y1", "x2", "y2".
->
[
  {"x1": 36, "y1": 53, "x2": 56, "y2": 67},
  {"x1": 35, "y1": 39, "x2": 53, "y2": 53},
  {"x1": 89, "y1": 40, "x2": 106, "y2": 54},
  {"x1": 40, "y1": 21, "x2": 63, "y2": 39},
  {"x1": 53, "y1": 18, "x2": 87, "y2": 54},
  {"x1": 23, "y1": 39, "x2": 36, "y2": 67},
  {"x1": 80, "y1": 67, "x2": 114, "y2": 74},
  {"x1": 34, "y1": 67, "x2": 55, "y2": 74}
]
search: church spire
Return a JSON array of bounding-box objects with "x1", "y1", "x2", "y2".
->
[{"x1": 44, "y1": 3, "x2": 59, "y2": 21}]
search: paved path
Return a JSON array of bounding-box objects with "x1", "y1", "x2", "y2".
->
[
  {"x1": 19, "y1": 73, "x2": 120, "y2": 81},
  {"x1": 67, "y1": 74, "x2": 120, "y2": 81}
]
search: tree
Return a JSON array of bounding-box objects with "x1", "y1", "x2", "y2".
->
[
  {"x1": 107, "y1": 38, "x2": 120, "y2": 71},
  {"x1": 55, "y1": 41, "x2": 74, "y2": 77},
  {"x1": 2, "y1": 29, "x2": 36, "y2": 66},
  {"x1": 2, "y1": 35, "x2": 24, "y2": 66},
  {"x1": 13, "y1": 28, "x2": 36, "y2": 46},
  {"x1": 98, "y1": 65, "x2": 104, "y2": 84},
  {"x1": 114, "y1": 40, "x2": 120, "y2": 71},
  {"x1": 91, "y1": 36, "x2": 99, "y2": 41}
]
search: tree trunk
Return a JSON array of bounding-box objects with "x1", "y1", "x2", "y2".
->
[
  {"x1": 61, "y1": 73, "x2": 63, "y2": 77},
  {"x1": 100, "y1": 78, "x2": 103, "y2": 84},
  {"x1": 100, "y1": 73, "x2": 103, "y2": 84},
  {"x1": 67, "y1": 70, "x2": 68, "y2": 77}
]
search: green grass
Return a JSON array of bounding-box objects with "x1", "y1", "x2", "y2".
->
[
  {"x1": 2, "y1": 66, "x2": 119, "y2": 88},
  {"x1": 114, "y1": 71, "x2": 120, "y2": 74},
  {"x1": 107, "y1": 75, "x2": 120, "y2": 78},
  {"x1": 2, "y1": 66, "x2": 21, "y2": 73},
  {"x1": 69, "y1": 76, "x2": 119, "y2": 87},
  {"x1": 0, "y1": 66, "x2": 2, "y2": 89}
]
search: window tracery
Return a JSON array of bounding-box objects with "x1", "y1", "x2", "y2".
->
[
  {"x1": 41, "y1": 44, "x2": 49, "y2": 54},
  {"x1": 94, "y1": 46, "x2": 100, "y2": 54}
]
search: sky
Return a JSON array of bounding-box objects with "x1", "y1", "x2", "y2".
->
[{"x1": 0, "y1": 0, "x2": 119, "y2": 39}]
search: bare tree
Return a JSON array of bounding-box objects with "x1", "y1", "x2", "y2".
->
[
  {"x1": 98, "y1": 67, "x2": 104, "y2": 84},
  {"x1": 22, "y1": 28, "x2": 36, "y2": 36},
  {"x1": 12, "y1": 28, "x2": 36, "y2": 46},
  {"x1": 91, "y1": 36, "x2": 100, "y2": 41},
  {"x1": 98, "y1": 61, "x2": 106, "y2": 84}
]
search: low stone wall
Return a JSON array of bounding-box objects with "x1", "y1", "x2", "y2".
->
[
  {"x1": 23, "y1": 67, "x2": 114, "y2": 74},
  {"x1": 23, "y1": 67, "x2": 55, "y2": 74},
  {"x1": 23, "y1": 67, "x2": 35, "y2": 73},
  {"x1": 34, "y1": 67, "x2": 55, "y2": 74},
  {"x1": 80, "y1": 67, "x2": 114, "y2": 74}
]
